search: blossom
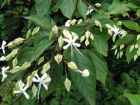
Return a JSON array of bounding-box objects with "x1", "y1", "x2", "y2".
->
[
  {"x1": 81, "y1": 69, "x2": 90, "y2": 77},
  {"x1": 78, "y1": 69, "x2": 90, "y2": 77},
  {"x1": 1, "y1": 66, "x2": 9, "y2": 81},
  {"x1": 0, "y1": 40, "x2": 6, "y2": 54},
  {"x1": 63, "y1": 31, "x2": 82, "y2": 55},
  {"x1": 111, "y1": 25, "x2": 119, "y2": 37},
  {"x1": 14, "y1": 80, "x2": 30, "y2": 99},
  {"x1": 32, "y1": 73, "x2": 51, "y2": 99}
]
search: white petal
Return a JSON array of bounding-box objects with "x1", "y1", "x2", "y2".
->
[
  {"x1": 14, "y1": 91, "x2": 21, "y2": 94},
  {"x1": 35, "y1": 73, "x2": 40, "y2": 80},
  {"x1": 42, "y1": 83, "x2": 48, "y2": 90},
  {"x1": 63, "y1": 38, "x2": 70, "y2": 43},
  {"x1": 23, "y1": 91, "x2": 30, "y2": 99},
  {"x1": 63, "y1": 44, "x2": 70, "y2": 50},
  {"x1": 42, "y1": 77, "x2": 51, "y2": 83},
  {"x1": 73, "y1": 43, "x2": 80, "y2": 47},
  {"x1": 41, "y1": 73, "x2": 47, "y2": 80},
  {"x1": 72, "y1": 36, "x2": 78, "y2": 42},
  {"x1": 32, "y1": 77, "x2": 39, "y2": 82},
  {"x1": 2, "y1": 66, "x2": 9, "y2": 72},
  {"x1": 2, "y1": 40, "x2": 6, "y2": 47},
  {"x1": 19, "y1": 80, "x2": 25, "y2": 89},
  {"x1": 2, "y1": 72, "x2": 7, "y2": 82},
  {"x1": 67, "y1": 32, "x2": 72, "y2": 41},
  {"x1": 65, "y1": 22, "x2": 70, "y2": 27}
]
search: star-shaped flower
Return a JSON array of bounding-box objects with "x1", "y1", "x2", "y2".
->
[
  {"x1": 63, "y1": 31, "x2": 82, "y2": 55},
  {"x1": 1, "y1": 66, "x2": 9, "y2": 82},
  {"x1": 0, "y1": 40, "x2": 6, "y2": 54},
  {"x1": 32, "y1": 73, "x2": 51, "y2": 99},
  {"x1": 111, "y1": 25, "x2": 119, "y2": 37},
  {"x1": 14, "y1": 80, "x2": 30, "y2": 99}
]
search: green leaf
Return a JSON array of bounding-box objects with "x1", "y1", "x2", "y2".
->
[
  {"x1": 114, "y1": 34, "x2": 136, "y2": 46},
  {"x1": 123, "y1": 21, "x2": 140, "y2": 32},
  {"x1": 17, "y1": 47, "x2": 33, "y2": 65},
  {"x1": 108, "y1": 0, "x2": 129, "y2": 14},
  {"x1": 77, "y1": 0, "x2": 87, "y2": 19},
  {"x1": 91, "y1": 35, "x2": 108, "y2": 56},
  {"x1": 1, "y1": 0, "x2": 8, "y2": 8},
  {"x1": 136, "y1": 9, "x2": 140, "y2": 17},
  {"x1": 69, "y1": 50, "x2": 96, "y2": 105},
  {"x1": 86, "y1": 50, "x2": 108, "y2": 85},
  {"x1": 124, "y1": 94, "x2": 140, "y2": 105},
  {"x1": 126, "y1": 42, "x2": 137, "y2": 63},
  {"x1": 60, "y1": 0, "x2": 77, "y2": 18},
  {"x1": 32, "y1": 36, "x2": 54, "y2": 61},
  {"x1": 25, "y1": 15, "x2": 50, "y2": 29},
  {"x1": 35, "y1": 0, "x2": 52, "y2": 16}
]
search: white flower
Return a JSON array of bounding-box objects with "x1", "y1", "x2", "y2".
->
[
  {"x1": 1, "y1": 66, "x2": 9, "y2": 81},
  {"x1": 81, "y1": 69, "x2": 90, "y2": 77},
  {"x1": 63, "y1": 32, "x2": 82, "y2": 55},
  {"x1": 111, "y1": 25, "x2": 119, "y2": 37},
  {"x1": 14, "y1": 80, "x2": 30, "y2": 99},
  {"x1": 65, "y1": 20, "x2": 71, "y2": 27},
  {"x1": 32, "y1": 73, "x2": 51, "y2": 99},
  {"x1": 0, "y1": 40, "x2": 6, "y2": 54},
  {"x1": 86, "y1": 8, "x2": 93, "y2": 15}
]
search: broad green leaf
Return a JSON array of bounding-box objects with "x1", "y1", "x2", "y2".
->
[
  {"x1": 35, "y1": 0, "x2": 52, "y2": 16},
  {"x1": 108, "y1": 0, "x2": 129, "y2": 14},
  {"x1": 69, "y1": 50, "x2": 96, "y2": 105},
  {"x1": 123, "y1": 21, "x2": 140, "y2": 32},
  {"x1": 17, "y1": 47, "x2": 33, "y2": 65},
  {"x1": 1, "y1": 0, "x2": 8, "y2": 8},
  {"x1": 124, "y1": 94, "x2": 140, "y2": 105},
  {"x1": 77, "y1": 0, "x2": 87, "y2": 19},
  {"x1": 136, "y1": 9, "x2": 140, "y2": 17},
  {"x1": 51, "y1": 0, "x2": 64, "y2": 12},
  {"x1": 25, "y1": 15, "x2": 50, "y2": 29},
  {"x1": 85, "y1": 50, "x2": 108, "y2": 85},
  {"x1": 91, "y1": 35, "x2": 108, "y2": 56},
  {"x1": 69, "y1": 25, "x2": 85, "y2": 37},
  {"x1": 32, "y1": 36, "x2": 54, "y2": 61},
  {"x1": 126, "y1": 42, "x2": 137, "y2": 63},
  {"x1": 41, "y1": 61, "x2": 63, "y2": 100},
  {"x1": 60, "y1": 0, "x2": 77, "y2": 18},
  {"x1": 114, "y1": 34, "x2": 136, "y2": 46}
]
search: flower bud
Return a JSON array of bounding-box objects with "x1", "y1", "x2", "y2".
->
[
  {"x1": 54, "y1": 54, "x2": 63, "y2": 64},
  {"x1": 52, "y1": 25, "x2": 58, "y2": 34},
  {"x1": 0, "y1": 56, "x2": 6, "y2": 61},
  {"x1": 95, "y1": 3, "x2": 101, "y2": 7},
  {"x1": 82, "y1": 69, "x2": 90, "y2": 77},
  {"x1": 78, "y1": 19, "x2": 82, "y2": 25},
  {"x1": 71, "y1": 19, "x2": 77, "y2": 25},
  {"x1": 58, "y1": 36, "x2": 64, "y2": 48},
  {"x1": 67, "y1": 62, "x2": 78, "y2": 70}
]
